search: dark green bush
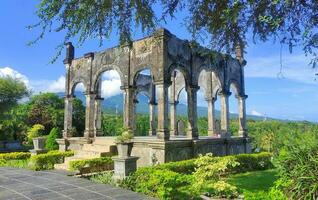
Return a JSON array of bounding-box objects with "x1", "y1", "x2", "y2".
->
[
  {"x1": 0, "y1": 152, "x2": 31, "y2": 160},
  {"x1": 232, "y1": 152, "x2": 274, "y2": 173},
  {"x1": 28, "y1": 150, "x2": 74, "y2": 170},
  {"x1": 45, "y1": 127, "x2": 60, "y2": 150},
  {"x1": 127, "y1": 167, "x2": 199, "y2": 200},
  {"x1": 155, "y1": 158, "x2": 196, "y2": 174},
  {"x1": 69, "y1": 157, "x2": 113, "y2": 174}
]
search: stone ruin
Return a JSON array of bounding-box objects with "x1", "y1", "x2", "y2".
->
[{"x1": 56, "y1": 29, "x2": 251, "y2": 167}]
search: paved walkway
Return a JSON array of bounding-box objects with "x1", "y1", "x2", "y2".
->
[{"x1": 0, "y1": 167, "x2": 155, "y2": 200}]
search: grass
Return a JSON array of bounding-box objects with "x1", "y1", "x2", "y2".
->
[{"x1": 227, "y1": 169, "x2": 278, "y2": 193}]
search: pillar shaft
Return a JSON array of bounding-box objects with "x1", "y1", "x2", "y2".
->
[
  {"x1": 186, "y1": 86, "x2": 199, "y2": 139},
  {"x1": 220, "y1": 91, "x2": 231, "y2": 138},
  {"x1": 84, "y1": 93, "x2": 96, "y2": 138},
  {"x1": 169, "y1": 101, "x2": 178, "y2": 136},
  {"x1": 63, "y1": 96, "x2": 74, "y2": 138},
  {"x1": 207, "y1": 97, "x2": 216, "y2": 137},
  {"x1": 122, "y1": 86, "x2": 136, "y2": 132},
  {"x1": 94, "y1": 97, "x2": 103, "y2": 137},
  {"x1": 156, "y1": 83, "x2": 169, "y2": 140},
  {"x1": 238, "y1": 95, "x2": 248, "y2": 137},
  {"x1": 149, "y1": 102, "x2": 156, "y2": 136}
]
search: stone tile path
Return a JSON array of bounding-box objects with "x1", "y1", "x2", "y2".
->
[{"x1": 0, "y1": 167, "x2": 155, "y2": 200}]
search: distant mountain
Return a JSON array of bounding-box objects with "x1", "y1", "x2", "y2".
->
[{"x1": 58, "y1": 92, "x2": 266, "y2": 120}]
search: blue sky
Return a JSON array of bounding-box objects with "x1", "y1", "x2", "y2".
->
[{"x1": 1, "y1": 1, "x2": 318, "y2": 122}]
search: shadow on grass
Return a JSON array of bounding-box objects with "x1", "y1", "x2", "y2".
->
[{"x1": 227, "y1": 169, "x2": 278, "y2": 193}]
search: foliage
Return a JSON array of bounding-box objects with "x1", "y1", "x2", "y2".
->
[
  {"x1": 155, "y1": 158, "x2": 196, "y2": 174},
  {"x1": 28, "y1": 150, "x2": 74, "y2": 170},
  {"x1": 204, "y1": 181, "x2": 239, "y2": 199},
  {"x1": 69, "y1": 157, "x2": 113, "y2": 174},
  {"x1": 193, "y1": 153, "x2": 240, "y2": 191},
  {"x1": 90, "y1": 171, "x2": 115, "y2": 185},
  {"x1": 45, "y1": 127, "x2": 60, "y2": 150},
  {"x1": 232, "y1": 152, "x2": 274, "y2": 173},
  {"x1": 0, "y1": 76, "x2": 29, "y2": 113},
  {"x1": 72, "y1": 98, "x2": 85, "y2": 136},
  {"x1": 127, "y1": 167, "x2": 199, "y2": 200},
  {"x1": 274, "y1": 141, "x2": 318, "y2": 199},
  {"x1": 115, "y1": 129, "x2": 134, "y2": 143},
  {"x1": 27, "y1": 124, "x2": 45, "y2": 145},
  {"x1": 27, "y1": 93, "x2": 64, "y2": 134},
  {"x1": 33, "y1": 1, "x2": 318, "y2": 66},
  {"x1": 101, "y1": 114, "x2": 124, "y2": 136},
  {"x1": 0, "y1": 152, "x2": 31, "y2": 160},
  {"x1": 0, "y1": 159, "x2": 29, "y2": 169}
]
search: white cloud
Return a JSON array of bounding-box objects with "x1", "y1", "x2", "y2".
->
[
  {"x1": 250, "y1": 110, "x2": 263, "y2": 117},
  {"x1": 0, "y1": 67, "x2": 29, "y2": 86},
  {"x1": 47, "y1": 76, "x2": 66, "y2": 93},
  {"x1": 245, "y1": 54, "x2": 318, "y2": 85},
  {"x1": 101, "y1": 79, "x2": 122, "y2": 99}
]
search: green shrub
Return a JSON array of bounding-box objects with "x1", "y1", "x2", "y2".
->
[
  {"x1": 232, "y1": 152, "x2": 274, "y2": 173},
  {"x1": 128, "y1": 167, "x2": 199, "y2": 200},
  {"x1": 0, "y1": 159, "x2": 29, "y2": 168},
  {"x1": 156, "y1": 158, "x2": 196, "y2": 174},
  {"x1": 69, "y1": 157, "x2": 113, "y2": 174},
  {"x1": 28, "y1": 150, "x2": 74, "y2": 170},
  {"x1": 275, "y1": 145, "x2": 318, "y2": 199},
  {"x1": 27, "y1": 124, "x2": 45, "y2": 145},
  {"x1": 45, "y1": 127, "x2": 60, "y2": 150},
  {"x1": 204, "y1": 181, "x2": 239, "y2": 199},
  {"x1": 0, "y1": 152, "x2": 31, "y2": 160},
  {"x1": 90, "y1": 171, "x2": 115, "y2": 185}
]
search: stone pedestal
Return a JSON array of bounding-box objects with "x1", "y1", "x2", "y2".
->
[
  {"x1": 30, "y1": 137, "x2": 47, "y2": 155},
  {"x1": 112, "y1": 156, "x2": 139, "y2": 181},
  {"x1": 56, "y1": 138, "x2": 69, "y2": 152}
]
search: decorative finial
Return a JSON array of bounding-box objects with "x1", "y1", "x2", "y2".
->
[{"x1": 63, "y1": 42, "x2": 74, "y2": 64}]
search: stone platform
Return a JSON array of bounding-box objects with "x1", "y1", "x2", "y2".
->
[{"x1": 59, "y1": 136, "x2": 251, "y2": 168}]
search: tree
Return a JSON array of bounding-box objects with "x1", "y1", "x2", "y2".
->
[
  {"x1": 72, "y1": 98, "x2": 85, "y2": 136},
  {"x1": 0, "y1": 76, "x2": 29, "y2": 113},
  {"x1": 27, "y1": 93, "x2": 64, "y2": 133},
  {"x1": 32, "y1": 1, "x2": 318, "y2": 66}
]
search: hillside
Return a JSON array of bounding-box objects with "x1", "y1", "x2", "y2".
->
[{"x1": 60, "y1": 92, "x2": 266, "y2": 120}]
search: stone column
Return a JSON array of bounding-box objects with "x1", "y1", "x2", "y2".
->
[
  {"x1": 94, "y1": 96, "x2": 104, "y2": 137},
  {"x1": 62, "y1": 95, "x2": 74, "y2": 138},
  {"x1": 206, "y1": 97, "x2": 216, "y2": 137},
  {"x1": 156, "y1": 83, "x2": 169, "y2": 140},
  {"x1": 238, "y1": 95, "x2": 248, "y2": 137},
  {"x1": 219, "y1": 91, "x2": 231, "y2": 138},
  {"x1": 169, "y1": 100, "x2": 178, "y2": 137},
  {"x1": 122, "y1": 86, "x2": 136, "y2": 133},
  {"x1": 186, "y1": 86, "x2": 199, "y2": 139},
  {"x1": 84, "y1": 92, "x2": 96, "y2": 138},
  {"x1": 149, "y1": 101, "x2": 157, "y2": 136}
]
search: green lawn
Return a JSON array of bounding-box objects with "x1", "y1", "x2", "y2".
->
[{"x1": 227, "y1": 169, "x2": 278, "y2": 193}]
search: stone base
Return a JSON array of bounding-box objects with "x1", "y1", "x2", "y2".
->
[
  {"x1": 56, "y1": 138, "x2": 69, "y2": 152},
  {"x1": 112, "y1": 156, "x2": 139, "y2": 181},
  {"x1": 29, "y1": 149, "x2": 48, "y2": 156}
]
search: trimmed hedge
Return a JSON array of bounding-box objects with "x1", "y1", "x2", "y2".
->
[
  {"x1": 232, "y1": 152, "x2": 274, "y2": 173},
  {"x1": 0, "y1": 152, "x2": 31, "y2": 160},
  {"x1": 28, "y1": 150, "x2": 74, "y2": 171},
  {"x1": 69, "y1": 157, "x2": 114, "y2": 174},
  {"x1": 155, "y1": 158, "x2": 196, "y2": 174}
]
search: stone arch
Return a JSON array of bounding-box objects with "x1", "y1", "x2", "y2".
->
[
  {"x1": 228, "y1": 79, "x2": 242, "y2": 97},
  {"x1": 69, "y1": 80, "x2": 87, "y2": 96},
  {"x1": 166, "y1": 63, "x2": 191, "y2": 87},
  {"x1": 92, "y1": 65, "x2": 125, "y2": 92}
]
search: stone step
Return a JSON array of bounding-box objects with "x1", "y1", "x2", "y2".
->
[
  {"x1": 75, "y1": 150, "x2": 111, "y2": 158},
  {"x1": 93, "y1": 137, "x2": 116, "y2": 146},
  {"x1": 82, "y1": 143, "x2": 111, "y2": 152}
]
